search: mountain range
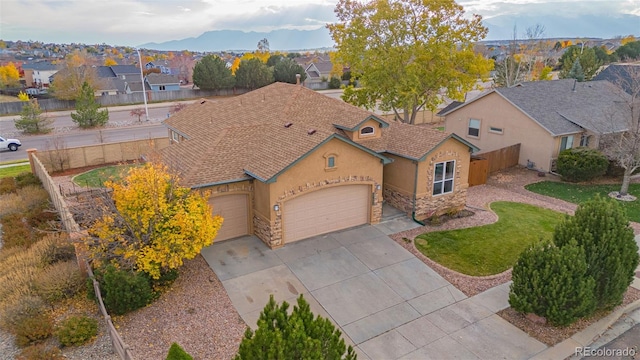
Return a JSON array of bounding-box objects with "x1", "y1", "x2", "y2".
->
[{"x1": 139, "y1": 14, "x2": 640, "y2": 52}]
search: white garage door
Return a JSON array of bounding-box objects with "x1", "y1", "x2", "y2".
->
[
  {"x1": 209, "y1": 194, "x2": 249, "y2": 241},
  {"x1": 283, "y1": 185, "x2": 370, "y2": 243}
]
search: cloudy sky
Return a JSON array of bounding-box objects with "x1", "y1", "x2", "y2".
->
[{"x1": 1, "y1": 0, "x2": 638, "y2": 46}]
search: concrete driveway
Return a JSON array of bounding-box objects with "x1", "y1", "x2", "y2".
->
[{"x1": 201, "y1": 224, "x2": 547, "y2": 359}]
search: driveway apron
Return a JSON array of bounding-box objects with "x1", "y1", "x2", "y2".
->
[{"x1": 201, "y1": 225, "x2": 547, "y2": 359}]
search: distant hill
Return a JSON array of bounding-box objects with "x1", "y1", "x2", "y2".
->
[
  {"x1": 483, "y1": 14, "x2": 640, "y2": 40},
  {"x1": 139, "y1": 28, "x2": 335, "y2": 52}
]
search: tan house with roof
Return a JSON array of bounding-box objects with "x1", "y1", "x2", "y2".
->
[{"x1": 161, "y1": 82, "x2": 478, "y2": 248}]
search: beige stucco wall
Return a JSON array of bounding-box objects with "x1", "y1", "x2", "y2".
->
[
  {"x1": 383, "y1": 138, "x2": 471, "y2": 218},
  {"x1": 444, "y1": 92, "x2": 557, "y2": 172},
  {"x1": 255, "y1": 137, "x2": 384, "y2": 247}
]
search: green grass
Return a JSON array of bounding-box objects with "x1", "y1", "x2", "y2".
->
[
  {"x1": 73, "y1": 164, "x2": 140, "y2": 188},
  {"x1": 0, "y1": 165, "x2": 31, "y2": 179},
  {"x1": 0, "y1": 159, "x2": 30, "y2": 166},
  {"x1": 525, "y1": 181, "x2": 640, "y2": 222},
  {"x1": 415, "y1": 202, "x2": 564, "y2": 276}
]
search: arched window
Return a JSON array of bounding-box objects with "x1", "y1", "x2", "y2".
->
[{"x1": 360, "y1": 126, "x2": 375, "y2": 136}]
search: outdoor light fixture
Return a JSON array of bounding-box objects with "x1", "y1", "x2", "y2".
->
[
  {"x1": 376, "y1": 184, "x2": 381, "y2": 190},
  {"x1": 274, "y1": 204, "x2": 280, "y2": 211}
]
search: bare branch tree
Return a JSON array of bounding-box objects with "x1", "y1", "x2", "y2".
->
[
  {"x1": 599, "y1": 64, "x2": 640, "y2": 196},
  {"x1": 43, "y1": 136, "x2": 70, "y2": 173}
]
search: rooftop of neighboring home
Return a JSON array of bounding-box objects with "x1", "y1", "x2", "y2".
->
[
  {"x1": 145, "y1": 73, "x2": 180, "y2": 85},
  {"x1": 442, "y1": 79, "x2": 631, "y2": 136},
  {"x1": 162, "y1": 82, "x2": 474, "y2": 187},
  {"x1": 21, "y1": 61, "x2": 57, "y2": 71},
  {"x1": 593, "y1": 63, "x2": 640, "y2": 95}
]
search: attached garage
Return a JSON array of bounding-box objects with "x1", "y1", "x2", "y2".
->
[
  {"x1": 283, "y1": 185, "x2": 370, "y2": 243},
  {"x1": 209, "y1": 194, "x2": 249, "y2": 241}
]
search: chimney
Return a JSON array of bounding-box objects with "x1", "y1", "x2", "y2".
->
[{"x1": 296, "y1": 73, "x2": 301, "y2": 85}]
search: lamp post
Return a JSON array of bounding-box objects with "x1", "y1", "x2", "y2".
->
[{"x1": 136, "y1": 48, "x2": 149, "y2": 121}]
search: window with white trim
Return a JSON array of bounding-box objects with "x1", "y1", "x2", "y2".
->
[
  {"x1": 560, "y1": 135, "x2": 574, "y2": 151},
  {"x1": 433, "y1": 160, "x2": 455, "y2": 196},
  {"x1": 468, "y1": 119, "x2": 480, "y2": 137},
  {"x1": 172, "y1": 131, "x2": 180, "y2": 142},
  {"x1": 360, "y1": 126, "x2": 375, "y2": 136}
]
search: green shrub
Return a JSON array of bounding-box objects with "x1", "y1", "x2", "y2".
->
[
  {"x1": 17, "y1": 343, "x2": 63, "y2": 360},
  {"x1": 235, "y1": 294, "x2": 356, "y2": 360},
  {"x1": 328, "y1": 77, "x2": 342, "y2": 89},
  {"x1": 55, "y1": 315, "x2": 98, "y2": 347},
  {"x1": 100, "y1": 265, "x2": 153, "y2": 315},
  {"x1": 15, "y1": 172, "x2": 41, "y2": 188},
  {"x1": 34, "y1": 261, "x2": 85, "y2": 304},
  {"x1": 166, "y1": 342, "x2": 194, "y2": 360},
  {"x1": 556, "y1": 147, "x2": 608, "y2": 182},
  {"x1": 13, "y1": 312, "x2": 54, "y2": 347},
  {"x1": 554, "y1": 195, "x2": 639, "y2": 310},
  {"x1": 509, "y1": 241, "x2": 596, "y2": 326},
  {"x1": 0, "y1": 177, "x2": 17, "y2": 194}
]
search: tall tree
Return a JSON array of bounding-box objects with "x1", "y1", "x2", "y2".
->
[
  {"x1": 192, "y1": 55, "x2": 235, "y2": 90},
  {"x1": 235, "y1": 58, "x2": 274, "y2": 90},
  {"x1": 88, "y1": 162, "x2": 223, "y2": 279},
  {"x1": 0, "y1": 62, "x2": 20, "y2": 88},
  {"x1": 567, "y1": 59, "x2": 585, "y2": 82},
  {"x1": 169, "y1": 51, "x2": 196, "y2": 84},
  {"x1": 235, "y1": 295, "x2": 356, "y2": 360},
  {"x1": 558, "y1": 46, "x2": 601, "y2": 81},
  {"x1": 14, "y1": 99, "x2": 54, "y2": 134},
  {"x1": 70, "y1": 81, "x2": 109, "y2": 128},
  {"x1": 273, "y1": 57, "x2": 307, "y2": 84},
  {"x1": 328, "y1": 0, "x2": 492, "y2": 124},
  {"x1": 50, "y1": 50, "x2": 99, "y2": 100}
]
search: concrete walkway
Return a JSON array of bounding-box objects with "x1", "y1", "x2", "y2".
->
[{"x1": 201, "y1": 220, "x2": 547, "y2": 359}]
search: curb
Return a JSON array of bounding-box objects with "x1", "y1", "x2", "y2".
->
[{"x1": 529, "y1": 296, "x2": 640, "y2": 360}]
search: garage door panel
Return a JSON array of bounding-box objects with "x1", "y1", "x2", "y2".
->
[
  {"x1": 210, "y1": 194, "x2": 249, "y2": 241},
  {"x1": 284, "y1": 185, "x2": 369, "y2": 243}
]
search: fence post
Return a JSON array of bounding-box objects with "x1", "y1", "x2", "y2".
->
[{"x1": 26, "y1": 148, "x2": 38, "y2": 174}]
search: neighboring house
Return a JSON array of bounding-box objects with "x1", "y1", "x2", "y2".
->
[
  {"x1": 145, "y1": 61, "x2": 172, "y2": 75},
  {"x1": 294, "y1": 54, "x2": 336, "y2": 89},
  {"x1": 442, "y1": 79, "x2": 629, "y2": 172},
  {"x1": 593, "y1": 63, "x2": 640, "y2": 95},
  {"x1": 22, "y1": 61, "x2": 57, "y2": 88},
  {"x1": 145, "y1": 73, "x2": 180, "y2": 91},
  {"x1": 161, "y1": 82, "x2": 477, "y2": 248}
]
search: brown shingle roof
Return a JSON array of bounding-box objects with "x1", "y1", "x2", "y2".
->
[{"x1": 162, "y1": 82, "x2": 473, "y2": 186}]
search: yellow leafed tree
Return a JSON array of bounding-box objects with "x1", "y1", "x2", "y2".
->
[
  {"x1": 0, "y1": 62, "x2": 20, "y2": 87},
  {"x1": 231, "y1": 57, "x2": 241, "y2": 74},
  {"x1": 88, "y1": 162, "x2": 223, "y2": 279},
  {"x1": 104, "y1": 57, "x2": 118, "y2": 66}
]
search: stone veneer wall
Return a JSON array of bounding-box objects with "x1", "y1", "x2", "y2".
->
[
  {"x1": 383, "y1": 185, "x2": 413, "y2": 214},
  {"x1": 263, "y1": 175, "x2": 382, "y2": 248}
]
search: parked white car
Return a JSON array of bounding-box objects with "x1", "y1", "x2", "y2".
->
[{"x1": 0, "y1": 136, "x2": 22, "y2": 152}]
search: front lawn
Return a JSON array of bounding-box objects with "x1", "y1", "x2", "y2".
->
[
  {"x1": 525, "y1": 181, "x2": 640, "y2": 222},
  {"x1": 73, "y1": 164, "x2": 140, "y2": 187},
  {"x1": 414, "y1": 202, "x2": 563, "y2": 276},
  {"x1": 0, "y1": 164, "x2": 31, "y2": 179}
]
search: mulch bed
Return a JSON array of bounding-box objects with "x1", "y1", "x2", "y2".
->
[{"x1": 498, "y1": 287, "x2": 640, "y2": 346}]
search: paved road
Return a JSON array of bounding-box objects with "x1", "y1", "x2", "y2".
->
[{"x1": 0, "y1": 102, "x2": 179, "y2": 162}]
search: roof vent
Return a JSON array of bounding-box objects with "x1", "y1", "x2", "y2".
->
[
  {"x1": 200, "y1": 100, "x2": 206, "y2": 104},
  {"x1": 284, "y1": 122, "x2": 293, "y2": 128},
  {"x1": 307, "y1": 129, "x2": 316, "y2": 135}
]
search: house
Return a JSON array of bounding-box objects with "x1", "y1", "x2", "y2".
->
[
  {"x1": 593, "y1": 63, "x2": 640, "y2": 95},
  {"x1": 145, "y1": 73, "x2": 180, "y2": 91},
  {"x1": 22, "y1": 61, "x2": 57, "y2": 88},
  {"x1": 145, "y1": 61, "x2": 172, "y2": 74},
  {"x1": 161, "y1": 82, "x2": 477, "y2": 248},
  {"x1": 442, "y1": 79, "x2": 629, "y2": 172}
]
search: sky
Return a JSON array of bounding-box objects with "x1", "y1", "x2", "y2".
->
[{"x1": 0, "y1": 0, "x2": 638, "y2": 47}]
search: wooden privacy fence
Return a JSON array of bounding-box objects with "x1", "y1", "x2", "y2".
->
[
  {"x1": 28, "y1": 151, "x2": 134, "y2": 360},
  {"x1": 467, "y1": 143, "x2": 521, "y2": 186}
]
